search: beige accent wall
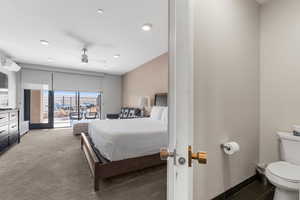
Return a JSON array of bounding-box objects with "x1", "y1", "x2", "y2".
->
[
  {"x1": 122, "y1": 53, "x2": 168, "y2": 111},
  {"x1": 193, "y1": 0, "x2": 260, "y2": 199},
  {"x1": 260, "y1": 0, "x2": 300, "y2": 164}
]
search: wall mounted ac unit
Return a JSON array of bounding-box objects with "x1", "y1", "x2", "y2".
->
[{"x1": 0, "y1": 54, "x2": 21, "y2": 72}]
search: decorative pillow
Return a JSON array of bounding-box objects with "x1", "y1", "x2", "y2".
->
[
  {"x1": 161, "y1": 107, "x2": 168, "y2": 123},
  {"x1": 128, "y1": 109, "x2": 135, "y2": 118},
  {"x1": 120, "y1": 108, "x2": 128, "y2": 118},
  {"x1": 123, "y1": 108, "x2": 129, "y2": 118},
  {"x1": 120, "y1": 108, "x2": 126, "y2": 118},
  {"x1": 150, "y1": 106, "x2": 164, "y2": 120}
]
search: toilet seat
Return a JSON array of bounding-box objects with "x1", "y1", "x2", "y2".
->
[
  {"x1": 266, "y1": 162, "x2": 300, "y2": 192},
  {"x1": 268, "y1": 162, "x2": 300, "y2": 183}
]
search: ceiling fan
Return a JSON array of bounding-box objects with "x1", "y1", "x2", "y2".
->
[
  {"x1": 79, "y1": 47, "x2": 106, "y2": 65},
  {"x1": 65, "y1": 32, "x2": 109, "y2": 65},
  {"x1": 0, "y1": 53, "x2": 21, "y2": 72},
  {"x1": 81, "y1": 48, "x2": 88, "y2": 64}
]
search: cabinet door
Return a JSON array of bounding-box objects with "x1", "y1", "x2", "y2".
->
[
  {"x1": 0, "y1": 124, "x2": 9, "y2": 138},
  {"x1": 0, "y1": 113, "x2": 9, "y2": 124},
  {"x1": 0, "y1": 135, "x2": 9, "y2": 152},
  {"x1": 9, "y1": 122, "x2": 19, "y2": 145},
  {"x1": 10, "y1": 112, "x2": 18, "y2": 121}
]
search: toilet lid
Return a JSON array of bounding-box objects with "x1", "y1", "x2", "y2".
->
[{"x1": 268, "y1": 161, "x2": 300, "y2": 183}]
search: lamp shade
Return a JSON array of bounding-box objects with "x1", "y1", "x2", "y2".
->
[{"x1": 138, "y1": 96, "x2": 149, "y2": 108}]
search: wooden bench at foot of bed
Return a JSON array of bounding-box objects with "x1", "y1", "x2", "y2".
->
[{"x1": 80, "y1": 132, "x2": 166, "y2": 191}]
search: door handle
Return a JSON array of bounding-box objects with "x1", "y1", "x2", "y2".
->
[
  {"x1": 160, "y1": 147, "x2": 177, "y2": 164},
  {"x1": 188, "y1": 146, "x2": 207, "y2": 167}
]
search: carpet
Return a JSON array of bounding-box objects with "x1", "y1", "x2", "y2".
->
[{"x1": 0, "y1": 129, "x2": 166, "y2": 200}]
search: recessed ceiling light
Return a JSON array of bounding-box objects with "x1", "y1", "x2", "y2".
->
[
  {"x1": 47, "y1": 58, "x2": 53, "y2": 62},
  {"x1": 40, "y1": 40, "x2": 49, "y2": 46},
  {"x1": 97, "y1": 9, "x2": 104, "y2": 14},
  {"x1": 142, "y1": 23, "x2": 153, "y2": 31},
  {"x1": 114, "y1": 54, "x2": 120, "y2": 58}
]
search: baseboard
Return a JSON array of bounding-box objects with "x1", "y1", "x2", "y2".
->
[{"x1": 212, "y1": 174, "x2": 259, "y2": 200}]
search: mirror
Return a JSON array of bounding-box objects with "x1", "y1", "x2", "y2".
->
[
  {"x1": 0, "y1": 72, "x2": 8, "y2": 89},
  {"x1": 0, "y1": 72, "x2": 8, "y2": 107}
]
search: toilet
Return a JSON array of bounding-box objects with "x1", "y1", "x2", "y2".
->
[{"x1": 266, "y1": 132, "x2": 300, "y2": 200}]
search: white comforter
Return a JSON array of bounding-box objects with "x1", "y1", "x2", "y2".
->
[{"x1": 89, "y1": 118, "x2": 168, "y2": 161}]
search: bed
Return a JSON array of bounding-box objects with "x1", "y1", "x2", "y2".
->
[{"x1": 81, "y1": 93, "x2": 168, "y2": 191}]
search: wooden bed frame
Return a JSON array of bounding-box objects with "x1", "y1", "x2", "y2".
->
[{"x1": 81, "y1": 93, "x2": 168, "y2": 191}]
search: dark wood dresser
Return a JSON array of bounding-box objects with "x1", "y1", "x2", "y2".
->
[{"x1": 0, "y1": 109, "x2": 19, "y2": 153}]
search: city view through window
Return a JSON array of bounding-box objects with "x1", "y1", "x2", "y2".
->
[{"x1": 53, "y1": 91, "x2": 101, "y2": 128}]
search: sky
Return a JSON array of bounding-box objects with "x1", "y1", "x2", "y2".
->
[{"x1": 53, "y1": 91, "x2": 101, "y2": 97}]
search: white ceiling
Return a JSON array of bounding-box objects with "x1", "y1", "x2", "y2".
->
[{"x1": 0, "y1": 0, "x2": 168, "y2": 75}]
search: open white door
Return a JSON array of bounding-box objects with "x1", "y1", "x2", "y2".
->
[{"x1": 165, "y1": 0, "x2": 207, "y2": 200}]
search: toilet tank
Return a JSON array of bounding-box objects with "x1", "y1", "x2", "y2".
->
[{"x1": 278, "y1": 132, "x2": 300, "y2": 165}]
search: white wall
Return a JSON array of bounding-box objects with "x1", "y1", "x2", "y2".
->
[
  {"x1": 102, "y1": 74, "x2": 122, "y2": 118},
  {"x1": 0, "y1": 68, "x2": 18, "y2": 108},
  {"x1": 260, "y1": 0, "x2": 300, "y2": 164},
  {"x1": 193, "y1": 0, "x2": 260, "y2": 198}
]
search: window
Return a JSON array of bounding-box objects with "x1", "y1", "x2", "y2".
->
[{"x1": 54, "y1": 91, "x2": 101, "y2": 128}]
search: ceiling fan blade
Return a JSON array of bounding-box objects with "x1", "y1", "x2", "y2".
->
[
  {"x1": 65, "y1": 31, "x2": 116, "y2": 50},
  {"x1": 65, "y1": 31, "x2": 93, "y2": 49}
]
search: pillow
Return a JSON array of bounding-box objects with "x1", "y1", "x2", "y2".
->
[
  {"x1": 128, "y1": 109, "x2": 135, "y2": 118},
  {"x1": 121, "y1": 108, "x2": 129, "y2": 119},
  {"x1": 161, "y1": 107, "x2": 168, "y2": 123},
  {"x1": 150, "y1": 106, "x2": 164, "y2": 120},
  {"x1": 120, "y1": 108, "x2": 126, "y2": 118}
]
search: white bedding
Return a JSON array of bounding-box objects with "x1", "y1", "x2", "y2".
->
[{"x1": 89, "y1": 118, "x2": 168, "y2": 161}]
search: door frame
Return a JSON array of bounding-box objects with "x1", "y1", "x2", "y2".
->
[
  {"x1": 168, "y1": 0, "x2": 194, "y2": 200},
  {"x1": 24, "y1": 89, "x2": 54, "y2": 129}
]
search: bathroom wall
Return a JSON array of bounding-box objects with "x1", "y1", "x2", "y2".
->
[
  {"x1": 193, "y1": 0, "x2": 260, "y2": 198},
  {"x1": 260, "y1": 0, "x2": 300, "y2": 164}
]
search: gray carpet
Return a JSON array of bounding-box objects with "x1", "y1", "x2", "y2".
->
[{"x1": 0, "y1": 129, "x2": 166, "y2": 200}]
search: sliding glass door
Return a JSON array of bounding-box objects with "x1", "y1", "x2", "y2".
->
[
  {"x1": 79, "y1": 92, "x2": 101, "y2": 120},
  {"x1": 54, "y1": 91, "x2": 79, "y2": 128},
  {"x1": 54, "y1": 91, "x2": 101, "y2": 128}
]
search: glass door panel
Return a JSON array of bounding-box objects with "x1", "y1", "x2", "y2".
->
[
  {"x1": 79, "y1": 92, "x2": 101, "y2": 120},
  {"x1": 53, "y1": 91, "x2": 101, "y2": 128},
  {"x1": 54, "y1": 91, "x2": 78, "y2": 128}
]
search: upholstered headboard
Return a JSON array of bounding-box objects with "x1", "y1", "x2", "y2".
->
[{"x1": 154, "y1": 93, "x2": 168, "y2": 106}]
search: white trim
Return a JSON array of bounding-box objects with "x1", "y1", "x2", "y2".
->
[
  {"x1": 19, "y1": 63, "x2": 105, "y2": 77},
  {"x1": 167, "y1": 0, "x2": 176, "y2": 199},
  {"x1": 168, "y1": 0, "x2": 194, "y2": 200}
]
